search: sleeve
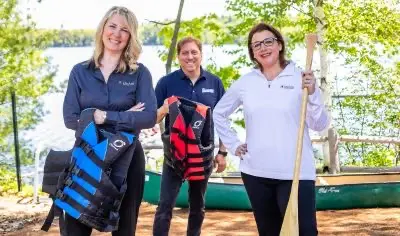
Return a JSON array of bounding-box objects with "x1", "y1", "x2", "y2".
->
[
  {"x1": 216, "y1": 78, "x2": 226, "y2": 102},
  {"x1": 105, "y1": 65, "x2": 157, "y2": 131},
  {"x1": 63, "y1": 69, "x2": 81, "y2": 131},
  {"x1": 212, "y1": 80, "x2": 243, "y2": 155},
  {"x1": 306, "y1": 87, "x2": 330, "y2": 131},
  {"x1": 155, "y1": 76, "x2": 167, "y2": 109},
  {"x1": 212, "y1": 78, "x2": 226, "y2": 145}
]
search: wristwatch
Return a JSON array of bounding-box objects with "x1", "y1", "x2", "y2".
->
[
  {"x1": 218, "y1": 150, "x2": 228, "y2": 157},
  {"x1": 102, "y1": 111, "x2": 107, "y2": 122}
]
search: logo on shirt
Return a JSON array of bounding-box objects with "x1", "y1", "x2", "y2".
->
[
  {"x1": 202, "y1": 88, "x2": 214, "y2": 93},
  {"x1": 280, "y1": 85, "x2": 294, "y2": 90},
  {"x1": 119, "y1": 81, "x2": 135, "y2": 86}
]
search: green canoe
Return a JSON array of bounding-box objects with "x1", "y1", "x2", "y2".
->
[{"x1": 143, "y1": 170, "x2": 400, "y2": 210}]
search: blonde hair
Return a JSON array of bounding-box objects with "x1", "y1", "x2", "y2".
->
[{"x1": 92, "y1": 6, "x2": 142, "y2": 72}]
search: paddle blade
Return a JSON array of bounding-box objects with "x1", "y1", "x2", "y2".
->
[{"x1": 305, "y1": 33, "x2": 318, "y2": 71}]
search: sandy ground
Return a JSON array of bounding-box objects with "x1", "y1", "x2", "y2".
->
[{"x1": 1, "y1": 197, "x2": 400, "y2": 236}]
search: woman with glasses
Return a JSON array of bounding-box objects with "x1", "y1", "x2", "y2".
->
[
  {"x1": 62, "y1": 6, "x2": 157, "y2": 235},
  {"x1": 213, "y1": 22, "x2": 329, "y2": 236}
]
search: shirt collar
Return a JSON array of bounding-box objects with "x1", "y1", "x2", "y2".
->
[
  {"x1": 83, "y1": 59, "x2": 95, "y2": 70},
  {"x1": 178, "y1": 66, "x2": 207, "y2": 80},
  {"x1": 252, "y1": 61, "x2": 295, "y2": 78}
]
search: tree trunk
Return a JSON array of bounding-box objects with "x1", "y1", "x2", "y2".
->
[
  {"x1": 314, "y1": 0, "x2": 333, "y2": 170},
  {"x1": 165, "y1": 0, "x2": 185, "y2": 74},
  {"x1": 160, "y1": 0, "x2": 184, "y2": 134}
]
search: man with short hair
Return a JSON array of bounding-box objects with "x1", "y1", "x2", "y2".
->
[{"x1": 153, "y1": 36, "x2": 227, "y2": 236}]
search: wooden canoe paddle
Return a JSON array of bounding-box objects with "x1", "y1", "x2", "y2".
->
[{"x1": 280, "y1": 33, "x2": 318, "y2": 236}]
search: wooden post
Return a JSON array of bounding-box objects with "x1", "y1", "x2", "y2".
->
[
  {"x1": 328, "y1": 128, "x2": 339, "y2": 174},
  {"x1": 11, "y1": 90, "x2": 22, "y2": 192}
]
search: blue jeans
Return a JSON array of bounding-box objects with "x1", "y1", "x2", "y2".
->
[
  {"x1": 241, "y1": 172, "x2": 318, "y2": 236},
  {"x1": 153, "y1": 162, "x2": 209, "y2": 236}
]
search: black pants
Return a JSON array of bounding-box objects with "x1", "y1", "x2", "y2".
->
[
  {"x1": 241, "y1": 172, "x2": 318, "y2": 236},
  {"x1": 63, "y1": 141, "x2": 145, "y2": 236},
  {"x1": 153, "y1": 162, "x2": 208, "y2": 236}
]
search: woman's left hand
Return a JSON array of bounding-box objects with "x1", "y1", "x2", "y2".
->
[{"x1": 302, "y1": 70, "x2": 316, "y2": 95}]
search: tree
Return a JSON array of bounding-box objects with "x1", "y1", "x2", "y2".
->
[
  {"x1": 0, "y1": 0, "x2": 57, "y2": 160},
  {"x1": 156, "y1": 0, "x2": 400, "y2": 168},
  {"x1": 221, "y1": 0, "x2": 400, "y2": 168},
  {"x1": 165, "y1": 0, "x2": 185, "y2": 74}
]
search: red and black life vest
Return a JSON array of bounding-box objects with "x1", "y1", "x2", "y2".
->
[{"x1": 162, "y1": 96, "x2": 214, "y2": 181}]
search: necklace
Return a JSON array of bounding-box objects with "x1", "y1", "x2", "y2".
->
[{"x1": 267, "y1": 79, "x2": 273, "y2": 88}]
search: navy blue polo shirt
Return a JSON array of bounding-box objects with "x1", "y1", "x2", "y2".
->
[
  {"x1": 63, "y1": 60, "x2": 157, "y2": 134},
  {"x1": 155, "y1": 68, "x2": 225, "y2": 133}
]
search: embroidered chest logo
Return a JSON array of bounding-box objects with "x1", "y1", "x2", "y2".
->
[
  {"x1": 119, "y1": 81, "x2": 135, "y2": 86},
  {"x1": 202, "y1": 88, "x2": 214, "y2": 93},
  {"x1": 280, "y1": 85, "x2": 294, "y2": 90}
]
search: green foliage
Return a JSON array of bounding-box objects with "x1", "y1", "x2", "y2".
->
[
  {"x1": 341, "y1": 144, "x2": 396, "y2": 167},
  {"x1": 221, "y1": 0, "x2": 400, "y2": 167},
  {"x1": 139, "y1": 23, "x2": 164, "y2": 45},
  {"x1": 45, "y1": 29, "x2": 95, "y2": 47},
  {"x1": 39, "y1": 17, "x2": 237, "y2": 48},
  {"x1": 363, "y1": 146, "x2": 396, "y2": 167},
  {"x1": 0, "y1": 166, "x2": 34, "y2": 197},
  {"x1": 153, "y1": 0, "x2": 399, "y2": 167},
  {"x1": 0, "y1": 0, "x2": 57, "y2": 160}
]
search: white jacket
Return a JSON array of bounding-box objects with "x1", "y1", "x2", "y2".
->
[{"x1": 213, "y1": 62, "x2": 329, "y2": 180}]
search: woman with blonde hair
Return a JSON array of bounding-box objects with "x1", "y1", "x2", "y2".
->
[{"x1": 62, "y1": 6, "x2": 157, "y2": 235}]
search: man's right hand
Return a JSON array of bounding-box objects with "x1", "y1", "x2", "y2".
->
[
  {"x1": 156, "y1": 99, "x2": 169, "y2": 124},
  {"x1": 161, "y1": 99, "x2": 169, "y2": 114}
]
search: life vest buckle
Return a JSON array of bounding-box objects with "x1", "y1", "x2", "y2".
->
[
  {"x1": 55, "y1": 190, "x2": 65, "y2": 200},
  {"x1": 177, "y1": 132, "x2": 185, "y2": 139},
  {"x1": 65, "y1": 177, "x2": 73, "y2": 187},
  {"x1": 105, "y1": 167, "x2": 112, "y2": 176},
  {"x1": 113, "y1": 200, "x2": 121, "y2": 210},
  {"x1": 81, "y1": 143, "x2": 94, "y2": 155},
  {"x1": 71, "y1": 166, "x2": 81, "y2": 176}
]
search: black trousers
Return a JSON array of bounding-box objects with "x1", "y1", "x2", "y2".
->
[
  {"x1": 241, "y1": 172, "x2": 318, "y2": 236},
  {"x1": 153, "y1": 162, "x2": 208, "y2": 236},
  {"x1": 63, "y1": 141, "x2": 145, "y2": 236}
]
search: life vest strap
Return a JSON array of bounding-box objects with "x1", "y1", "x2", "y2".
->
[
  {"x1": 66, "y1": 178, "x2": 116, "y2": 213},
  {"x1": 41, "y1": 203, "x2": 62, "y2": 232},
  {"x1": 186, "y1": 148, "x2": 214, "y2": 158},
  {"x1": 75, "y1": 138, "x2": 107, "y2": 170},
  {"x1": 170, "y1": 127, "x2": 199, "y2": 144},
  {"x1": 186, "y1": 159, "x2": 213, "y2": 168},
  {"x1": 68, "y1": 165, "x2": 122, "y2": 199}
]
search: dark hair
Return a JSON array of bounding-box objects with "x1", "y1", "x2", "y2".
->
[
  {"x1": 247, "y1": 23, "x2": 287, "y2": 71},
  {"x1": 177, "y1": 36, "x2": 202, "y2": 54}
]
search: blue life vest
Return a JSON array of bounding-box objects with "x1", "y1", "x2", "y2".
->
[{"x1": 41, "y1": 108, "x2": 136, "y2": 232}]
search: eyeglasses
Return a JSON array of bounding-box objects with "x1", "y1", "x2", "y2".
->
[
  {"x1": 251, "y1": 37, "x2": 278, "y2": 51},
  {"x1": 110, "y1": 6, "x2": 129, "y2": 13}
]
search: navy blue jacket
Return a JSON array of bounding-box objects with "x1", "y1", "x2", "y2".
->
[{"x1": 63, "y1": 60, "x2": 157, "y2": 134}]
